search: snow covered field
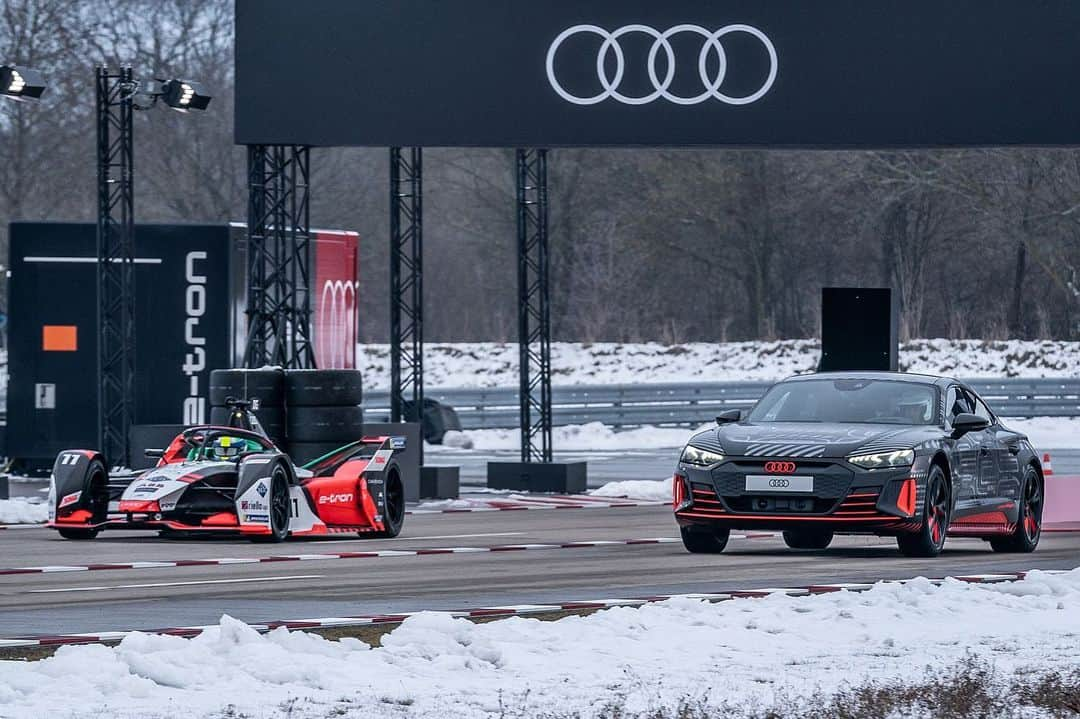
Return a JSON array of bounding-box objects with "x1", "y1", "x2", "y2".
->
[
  {"x1": 0, "y1": 498, "x2": 46, "y2": 525},
  {"x1": 2, "y1": 570, "x2": 1078, "y2": 718},
  {"x1": 358, "y1": 339, "x2": 1080, "y2": 388}
]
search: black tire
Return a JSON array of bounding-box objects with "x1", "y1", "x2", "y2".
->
[
  {"x1": 990, "y1": 465, "x2": 1043, "y2": 553},
  {"x1": 287, "y1": 441, "x2": 354, "y2": 466},
  {"x1": 285, "y1": 370, "x2": 363, "y2": 406},
  {"x1": 680, "y1": 525, "x2": 730, "y2": 554},
  {"x1": 286, "y1": 405, "x2": 364, "y2": 443},
  {"x1": 209, "y1": 369, "x2": 285, "y2": 407},
  {"x1": 58, "y1": 528, "x2": 99, "y2": 540},
  {"x1": 250, "y1": 465, "x2": 291, "y2": 543},
  {"x1": 371, "y1": 470, "x2": 406, "y2": 538},
  {"x1": 782, "y1": 528, "x2": 834, "y2": 550},
  {"x1": 897, "y1": 466, "x2": 951, "y2": 558}
]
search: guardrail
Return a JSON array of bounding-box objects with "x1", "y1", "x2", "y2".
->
[{"x1": 362, "y1": 377, "x2": 1080, "y2": 430}]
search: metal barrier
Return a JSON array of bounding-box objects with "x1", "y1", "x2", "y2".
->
[{"x1": 363, "y1": 377, "x2": 1080, "y2": 430}]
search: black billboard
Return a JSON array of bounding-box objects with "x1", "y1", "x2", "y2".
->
[
  {"x1": 235, "y1": 0, "x2": 1080, "y2": 148},
  {"x1": 6, "y1": 223, "x2": 234, "y2": 463}
]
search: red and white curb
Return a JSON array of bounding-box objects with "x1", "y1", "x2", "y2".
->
[
  {"x1": 408, "y1": 494, "x2": 667, "y2": 514},
  {"x1": 0, "y1": 570, "x2": 1068, "y2": 650},
  {"x1": 0, "y1": 534, "x2": 770, "y2": 577}
]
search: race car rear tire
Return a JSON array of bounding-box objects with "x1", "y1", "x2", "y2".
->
[
  {"x1": 680, "y1": 526, "x2": 729, "y2": 553},
  {"x1": 285, "y1": 370, "x2": 363, "y2": 406},
  {"x1": 371, "y1": 470, "x2": 405, "y2": 539},
  {"x1": 209, "y1": 369, "x2": 285, "y2": 407},
  {"x1": 897, "y1": 466, "x2": 951, "y2": 558},
  {"x1": 990, "y1": 465, "x2": 1042, "y2": 554},
  {"x1": 286, "y1": 405, "x2": 364, "y2": 443},
  {"x1": 249, "y1": 465, "x2": 291, "y2": 543},
  {"x1": 57, "y1": 528, "x2": 99, "y2": 540},
  {"x1": 782, "y1": 528, "x2": 834, "y2": 550}
]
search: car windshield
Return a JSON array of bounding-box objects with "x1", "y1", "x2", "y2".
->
[{"x1": 748, "y1": 378, "x2": 938, "y2": 425}]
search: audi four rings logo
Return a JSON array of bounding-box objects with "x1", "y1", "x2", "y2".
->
[
  {"x1": 764, "y1": 461, "x2": 797, "y2": 474},
  {"x1": 545, "y1": 23, "x2": 778, "y2": 106},
  {"x1": 769, "y1": 479, "x2": 791, "y2": 488}
]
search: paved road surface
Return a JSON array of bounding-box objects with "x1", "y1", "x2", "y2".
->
[{"x1": 2, "y1": 505, "x2": 1077, "y2": 637}]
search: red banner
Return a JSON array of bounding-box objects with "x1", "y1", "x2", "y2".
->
[{"x1": 312, "y1": 230, "x2": 359, "y2": 369}]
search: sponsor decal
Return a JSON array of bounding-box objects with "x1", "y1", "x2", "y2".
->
[
  {"x1": 59, "y1": 491, "x2": 82, "y2": 508},
  {"x1": 319, "y1": 493, "x2": 354, "y2": 505},
  {"x1": 244, "y1": 514, "x2": 269, "y2": 523},
  {"x1": 390, "y1": 436, "x2": 407, "y2": 449},
  {"x1": 240, "y1": 500, "x2": 268, "y2": 511},
  {"x1": 256, "y1": 482, "x2": 268, "y2": 498},
  {"x1": 159, "y1": 501, "x2": 177, "y2": 511},
  {"x1": 182, "y1": 251, "x2": 209, "y2": 425},
  {"x1": 763, "y1": 461, "x2": 797, "y2": 474}
]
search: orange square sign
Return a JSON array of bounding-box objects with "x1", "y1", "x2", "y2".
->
[{"x1": 42, "y1": 325, "x2": 78, "y2": 352}]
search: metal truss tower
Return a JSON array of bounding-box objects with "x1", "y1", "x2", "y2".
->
[
  {"x1": 243, "y1": 145, "x2": 316, "y2": 369},
  {"x1": 515, "y1": 149, "x2": 553, "y2": 463},
  {"x1": 389, "y1": 147, "x2": 424, "y2": 423},
  {"x1": 96, "y1": 66, "x2": 136, "y2": 468}
]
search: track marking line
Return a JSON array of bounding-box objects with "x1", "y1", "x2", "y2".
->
[
  {"x1": 28, "y1": 574, "x2": 323, "y2": 594},
  {"x1": 0, "y1": 536, "x2": 707, "y2": 577},
  {"x1": 314, "y1": 532, "x2": 525, "y2": 544}
]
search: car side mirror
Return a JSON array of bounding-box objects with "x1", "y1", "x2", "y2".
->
[
  {"x1": 716, "y1": 409, "x2": 742, "y2": 425},
  {"x1": 951, "y1": 413, "x2": 990, "y2": 438},
  {"x1": 144, "y1": 448, "x2": 165, "y2": 459}
]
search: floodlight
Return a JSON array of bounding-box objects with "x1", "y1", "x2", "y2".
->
[
  {"x1": 0, "y1": 65, "x2": 46, "y2": 101},
  {"x1": 160, "y1": 79, "x2": 211, "y2": 112}
]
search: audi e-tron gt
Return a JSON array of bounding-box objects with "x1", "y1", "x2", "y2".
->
[{"x1": 673, "y1": 372, "x2": 1044, "y2": 557}]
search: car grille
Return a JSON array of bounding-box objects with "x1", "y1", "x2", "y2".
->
[{"x1": 713, "y1": 460, "x2": 853, "y2": 499}]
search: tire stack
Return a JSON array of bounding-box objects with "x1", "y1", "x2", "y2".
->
[
  {"x1": 208, "y1": 369, "x2": 288, "y2": 448},
  {"x1": 285, "y1": 369, "x2": 365, "y2": 465}
]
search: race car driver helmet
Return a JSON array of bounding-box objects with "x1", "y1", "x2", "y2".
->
[
  {"x1": 207, "y1": 435, "x2": 246, "y2": 461},
  {"x1": 897, "y1": 391, "x2": 934, "y2": 424}
]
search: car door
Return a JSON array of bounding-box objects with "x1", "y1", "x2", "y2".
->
[
  {"x1": 960, "y1": 388, "x2": 1000, "y2": 501},
  {"x1": 971, "y1": 391, "x2": 1020, "y2": 500},
  {"x1": 945, "y1": 385, "x2": 979, "y2": 502}
]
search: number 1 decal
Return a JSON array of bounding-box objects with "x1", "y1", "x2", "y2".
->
[{"x1": 292, "y1": 498, "x2": 299, "y2": 517}]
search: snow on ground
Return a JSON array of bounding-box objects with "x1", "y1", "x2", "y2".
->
[
  {"x1": 2, "y1": 570, "x2": 1079, "y2": 719},
  {"x1": 358, "y1": 338, "x2": 1080, "y2": 388},
  {"x1": 591, "y1": 477, "x2": 673, "y2": 502},
  {"x1": 442, "y1": 422, "x2": 698, "y2": 451},
  {"x1": 1007, "y1": 417, "x2": 1080, "y2": 450},
  {"x1": 0, "y1": 498, "x2": 46, "y2": 525}
]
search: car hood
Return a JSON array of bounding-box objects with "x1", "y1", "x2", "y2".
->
[{"x1": 689, "y1": 422, "x2": 941, "y2": 460}]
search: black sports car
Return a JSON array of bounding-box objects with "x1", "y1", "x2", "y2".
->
[{"x1": 674, "y1": 372, "x2": 1044, "y2": 557}]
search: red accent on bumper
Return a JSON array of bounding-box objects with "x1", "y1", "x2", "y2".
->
[
  {"x1": 118, "y1": 500, "x2": 160, "y2": 514},
  {"x1": 202, "y1": 512, "x2": 239, "y2": 527}
]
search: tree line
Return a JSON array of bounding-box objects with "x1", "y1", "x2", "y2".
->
[{"x1": 3, "y1": 0, "x2": 1080, "y2": 344}]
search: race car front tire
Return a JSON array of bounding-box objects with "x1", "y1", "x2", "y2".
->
[
  {"x1": 897, "y1": 466, "x2": 951, "y2": 558},
  {"x1": 371, "y1": 470, "x2": 405, "y2": 538},
  {"x1": 680, "y1": 525, "x2": 730, "y2": 553},
  {"x1": 250, "y1": 465, "x2": 291, "y2": 543}
]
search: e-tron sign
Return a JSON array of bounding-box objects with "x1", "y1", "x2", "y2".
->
[{"x1": 235, "y1": 0, "x2": 1080, "y2": 148}]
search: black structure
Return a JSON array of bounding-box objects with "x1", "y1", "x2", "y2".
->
[
  {"x1": 515, "y1": 149, "x2": 553, "y2": 463},
  {"x1": 243, "y1": 145, "x2": 316, "y2": 369},
  {"x1": 820, "y1": 288, "x2": 899, "y2": 372},
  {"x1": 96, "y1": 66, "x2": 136, "y2": 467},
  {"x1": 389, "y1": 147, "x2": 424, "y2": 424}
]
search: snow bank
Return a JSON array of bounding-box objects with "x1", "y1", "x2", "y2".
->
[
  {"x1": 442, "y1": 422, "x2": 696, "y2": 452},
  {"x1": 591, "y1": 477, "x2": 673, "y2": 501},
  {"x1": 1007, "y1": 417, "x2": 1080, "y2": 450},
  {"x1": 2, "y1": 570, "x2": 1079, "y2": 718},
  {"x1": 358, "y1": 339, "x2": 1080, "y2": 389},
  {"x1": 0, "y1": 498, "x2": 47, "y2": 525}
]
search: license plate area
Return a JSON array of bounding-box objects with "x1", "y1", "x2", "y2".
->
[{"x1": 745, "y1": 475, "x2": 814, "y2": 493}]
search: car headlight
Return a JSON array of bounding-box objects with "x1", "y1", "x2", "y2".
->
[
  {"x1": 848, "y1": 449, "x2": 915, "y2": 469},
  {"x1": 680, "y1": 445, "x2": 726, "y2": 466}
]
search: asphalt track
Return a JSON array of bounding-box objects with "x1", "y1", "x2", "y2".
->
[{"x1": 2, "y1": 504, "x2": 1079, "y2": 637}]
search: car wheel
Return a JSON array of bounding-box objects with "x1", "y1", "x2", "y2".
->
[
  {"x1": 371, "y1": 471, "x2": 405, "y2": 538},
  {"x1": 250, "y1": 466, "x2": 291, "y2": 543},
  {"x1": 782, "y1": 528, "x2": 834, "y2": 550},
  {"x1": 897, "y1": 466, "x2": 950, "y2": 558},
  {"x1": 990, "y1": 465, "x2": 1042, "y2": 553},
  {"x1": 680, "y1": 526, "x2": 730, "y2": 554},
  {"x1": 57, "y1": 528, "x2": 99, "y2": 540}
]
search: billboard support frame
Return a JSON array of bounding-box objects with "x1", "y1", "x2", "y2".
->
[
  {"x1": 389, "y1": 147, "x2": 424, "y2": 430},
  {"x1": 96, "y1": 66, "x2": 136, "y2": 468}
]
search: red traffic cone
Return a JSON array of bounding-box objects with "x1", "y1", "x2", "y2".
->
[{"x1": 1043, "y1": 453, "x2": 1054, "y2": 477}]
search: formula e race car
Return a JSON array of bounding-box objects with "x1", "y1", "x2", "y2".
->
[
  {"x1": 47, "y1": 401, "x2": 407, "y2": 542},
  {"x1": 674, "y1": 372, "x2": 1044, "y2": 558}
]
